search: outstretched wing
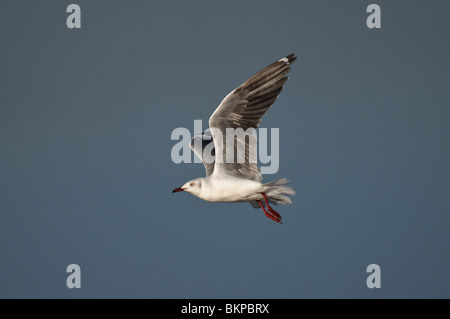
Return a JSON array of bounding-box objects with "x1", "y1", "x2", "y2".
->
[
  {"x1": 189, "y1": 131, "x2": 215, "y2": 176},
  {"x1": 208, "y1": 54, "x2": 297, "y2": 182}
]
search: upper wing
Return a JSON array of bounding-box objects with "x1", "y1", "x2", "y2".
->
[
  {"x1": 208, "y1": 54, "x2": 297, "y2": 181},
  {"x1": 190, "y1": 131, "x2": 215, "y2": 176}
]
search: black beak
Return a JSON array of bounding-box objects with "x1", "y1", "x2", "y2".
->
[{"x1": 172, "y1": 187, "x2": 185, "y2": 193}]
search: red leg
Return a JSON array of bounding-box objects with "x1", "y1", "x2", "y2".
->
[
  {"x1": 258, "y1": 200, "x2": 282, "y2": 224},
  {"x1": 261, "y1": 192, "x2": 282, "y2": 220}
]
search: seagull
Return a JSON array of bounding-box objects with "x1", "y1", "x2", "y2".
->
[{"x1": 172, "y1": 54, "x2": 297, "y2": 223}]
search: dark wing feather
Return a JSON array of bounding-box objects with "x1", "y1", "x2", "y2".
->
[{"x1": 208, "y1": 54, "x2": 297, "y2": 181}]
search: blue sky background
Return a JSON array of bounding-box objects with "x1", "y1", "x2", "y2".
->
[{"x1": 1, "y1": 0, "x2": 449, "y2": 298}]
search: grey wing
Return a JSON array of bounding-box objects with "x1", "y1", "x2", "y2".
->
[
  {"x1": 209, "y1": 54, "x2": 297, "y2": 181},
  {"x1": 190, "y1": 131, "x2": 215, "y2": 176}
]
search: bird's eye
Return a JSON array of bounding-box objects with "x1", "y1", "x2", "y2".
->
[{"x1": 190, "y1": 183, "x2": 195, "y2": 187}]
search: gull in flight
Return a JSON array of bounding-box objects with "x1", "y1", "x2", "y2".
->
[{"x1": 172, "y1": 54, "x2": 297, "y2": 223}]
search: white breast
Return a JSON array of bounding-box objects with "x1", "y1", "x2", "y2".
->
[{"x1": 198, "y1": 176, "x2": 264, "y2": 203}]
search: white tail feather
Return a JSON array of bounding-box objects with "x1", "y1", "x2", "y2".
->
[{"x1": 263, "y1": 178, "x2": 295, "y2": 205}]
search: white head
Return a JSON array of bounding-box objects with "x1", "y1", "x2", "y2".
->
[{"x1": 172, "y1": 178, "x2": 203, "y2": 197}]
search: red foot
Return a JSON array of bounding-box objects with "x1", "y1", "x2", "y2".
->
[
  {"x1": 258, "y1": 200, "x2": 282, "y2": 224},
  {"x1": 261, "y1": 192, "x2": 282, "y2": 220}
]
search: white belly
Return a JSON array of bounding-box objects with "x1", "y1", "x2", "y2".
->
[{"x1": 199, "y1": 177, "x2": 264, "y2": 203}]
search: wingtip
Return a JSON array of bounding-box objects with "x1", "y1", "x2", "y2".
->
[{"x1": 278, "y1": 53, "x2": 297, "y2": 65}]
